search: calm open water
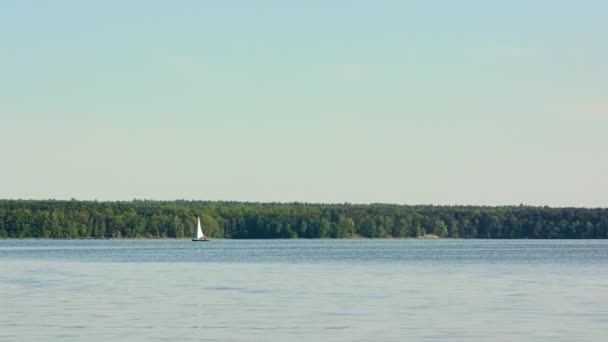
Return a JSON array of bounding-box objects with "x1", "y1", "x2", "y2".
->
[{"x1": 1, "y1": 239, "x2": 607, "y2": 341}]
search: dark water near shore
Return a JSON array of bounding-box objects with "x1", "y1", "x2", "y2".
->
[{"x1": 1, "y1": 240, "x2": 607, "y2": 341}]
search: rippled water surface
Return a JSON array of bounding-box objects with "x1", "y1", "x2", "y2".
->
[{"x1": 1, "y1": 239, "x2": 607, "y2": 341}]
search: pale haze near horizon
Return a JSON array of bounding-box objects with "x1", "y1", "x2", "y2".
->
[{"x1": 1, "y1": 1, "x2": 606, "y2": 207}]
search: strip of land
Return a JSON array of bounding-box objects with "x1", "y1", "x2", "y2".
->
[{"x1": 0, "y1": 200, "x2": 606, "y2": 239}]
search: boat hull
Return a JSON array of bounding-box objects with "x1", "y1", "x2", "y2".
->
[{"x1": 192, "y1": 238, "x2": 211, "y2": 241}]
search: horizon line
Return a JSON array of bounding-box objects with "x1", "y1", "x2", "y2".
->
[{"x1": 0, "y1": 198, "x2": 605, "y2": 209}]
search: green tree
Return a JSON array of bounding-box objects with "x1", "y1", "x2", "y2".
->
[{"x1": 433, "y1": 219, "x2": 448, "y2": 238}]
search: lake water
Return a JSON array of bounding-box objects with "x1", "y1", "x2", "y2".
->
[{"x1": 1, "y1": 240, "x2": 607, "y2": 341}]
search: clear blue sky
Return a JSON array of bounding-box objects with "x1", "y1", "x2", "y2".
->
[{"x1": 1, "y1": 1, "x2": 607, "y2": 206}]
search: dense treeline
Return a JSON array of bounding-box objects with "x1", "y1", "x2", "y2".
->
[{"x1": 0, "y1": 200, "x2": 607, "y2": 239}]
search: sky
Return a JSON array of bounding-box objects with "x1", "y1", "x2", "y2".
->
[{"x1": 1, "y1": 1, "x2": 607, "y2": 207}]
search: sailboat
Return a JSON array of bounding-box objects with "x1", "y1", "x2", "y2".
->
[{"x1": 192, "y1": 216, "x2": 210, "y2": 241}]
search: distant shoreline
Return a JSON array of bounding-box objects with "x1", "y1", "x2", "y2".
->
[{"x1": 1, "y1": 199, "x2": 606, "y2": 239}]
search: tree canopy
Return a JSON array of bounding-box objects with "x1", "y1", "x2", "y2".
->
[{"x1": 0, "y1": 199, "x2": 606, "y2": 239}]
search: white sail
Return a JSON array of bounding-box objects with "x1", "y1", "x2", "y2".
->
[{"x1": 194, "y1": 216, "x2": 204, "y2": 239}]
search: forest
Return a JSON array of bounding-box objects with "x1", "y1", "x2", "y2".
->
[{"x1": 0, "y1": 199, "x2": 607, "y2": 239}]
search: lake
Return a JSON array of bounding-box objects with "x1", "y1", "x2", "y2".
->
[{"x1": 1, "y1": 239, "x2": 607, "y2": 341}]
